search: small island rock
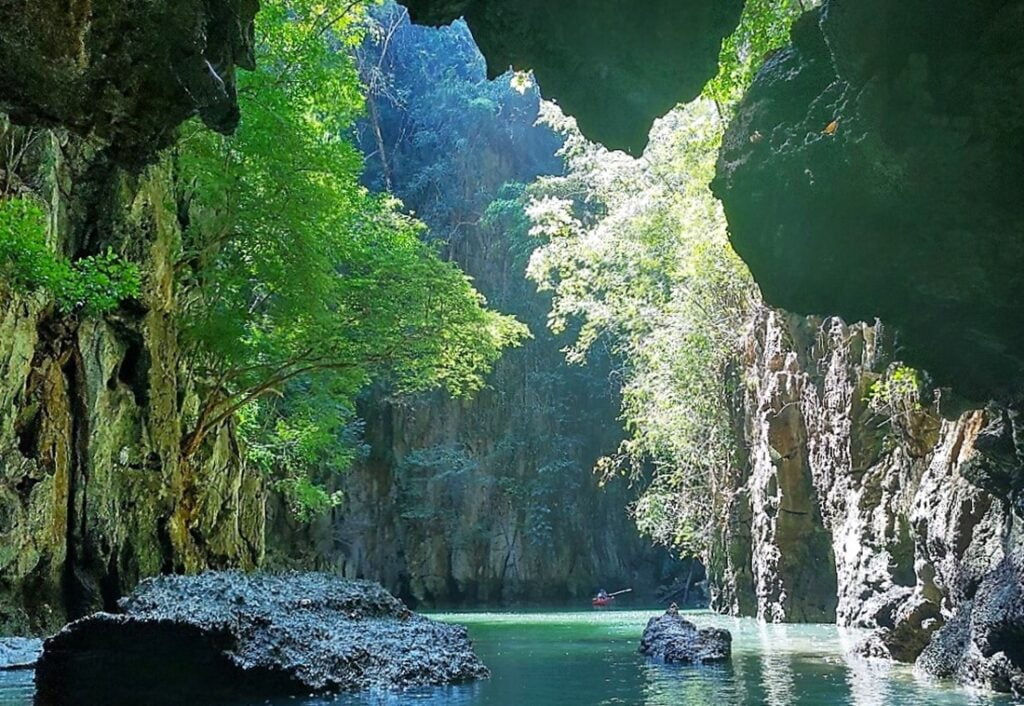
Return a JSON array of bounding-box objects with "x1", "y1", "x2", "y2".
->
[{"x1": 639, "y1": 610, "x2": 731, "y2": 664}]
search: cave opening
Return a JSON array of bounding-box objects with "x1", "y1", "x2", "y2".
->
[{"x1": 1, "y1": 0, "x2": 1023, "y2": 702}]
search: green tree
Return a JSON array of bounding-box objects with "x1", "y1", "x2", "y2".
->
[
  {"x1": 175, "y1": 0, "x2": 526, "y2": 511},
  {"x1": 0, "y1": 196, "x2": 140, "y2": 314},
  {"x1": 527, "y1": 101, "x2": 754, "y2": 553},
  {"x1": 524, "y1": 0, "x2": 802, "y2": 553}
]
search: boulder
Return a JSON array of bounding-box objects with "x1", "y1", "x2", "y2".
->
[
  {"x1": 34, "y1": 572, "x2": 489, "y2": 705},
  {"x1": 639, "y1": 611, "x2": 731, "y2": 664},
  {"x1": 916, "y1": 557, "x2": 1024, "y2": 697}
]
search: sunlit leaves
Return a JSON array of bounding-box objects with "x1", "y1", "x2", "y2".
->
[
  {"x1": 526, "y1": 101, "x2": 756, "y2": 556},
  {"x1": 523, "y1": 0, "x2": 803, "y2": 556}
]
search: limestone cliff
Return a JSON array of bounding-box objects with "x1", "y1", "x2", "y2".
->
[
  {"x1": 0, "y1": 120, "x2": 264, "y2": 636},
  {"x1": 714, "y1": 306, "x2": 1024, "y2": 693},
  {"x1": 0, "y1": 0, "x2": 265, "y2": 635},
  {"x1": 268, "y1": 216, "x2": 680, "y2": 608},
  {"x1": 261, "y1": 10, "x2": 684, "y2": 607}
]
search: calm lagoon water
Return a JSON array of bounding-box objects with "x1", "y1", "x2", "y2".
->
[{"x1": 2, "y1": 610, "x2": 1021, "y2": 705}]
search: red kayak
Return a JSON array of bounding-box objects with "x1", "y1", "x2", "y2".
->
[{"x1": 592, "y1": 588, "x2": 630, "y2": 607}]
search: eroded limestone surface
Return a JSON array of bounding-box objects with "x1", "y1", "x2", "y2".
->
[{"x1": 35, "y1": 572, "x2": 488, "y2": 706}]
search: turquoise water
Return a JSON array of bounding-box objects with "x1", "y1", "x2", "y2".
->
[
  {"x1": 2, "y1": 610, "x2": 1021, "y2": 705},
  {"x1": 328, "y1": 610, "x2": 1021, "y2": 706}
]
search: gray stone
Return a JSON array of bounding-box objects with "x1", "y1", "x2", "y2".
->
[
  {"x1": 35, "y1": 572, "x2": 488, "y2": 706},
  {"x1": 854, "y1": 596, "x2": 943, "y2": 663},
  {"x1": 639, "y1": 611, "x2": 731, "y2": 664}
]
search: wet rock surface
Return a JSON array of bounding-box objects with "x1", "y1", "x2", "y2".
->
[
  {"x1": 34, "y1": 572, "x2": 489, "y2": 705},
  {"x1": 639, "y1": 611, "x2": 731, "y2": 664},
  {"x1": 916, "y1": 554, "x2": 1024, "y2": 697},
  {"x1": 854, "y1": 596, "x2": 943, "y2": 663}
]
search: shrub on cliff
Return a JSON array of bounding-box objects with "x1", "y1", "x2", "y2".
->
[{"x1": 0, "y1": 196, "x2": 140, "y2": 314}]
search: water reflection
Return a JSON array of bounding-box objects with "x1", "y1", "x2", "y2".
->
[{"x1": 756, "y1": 622, "x2": 795, "y2": 705}]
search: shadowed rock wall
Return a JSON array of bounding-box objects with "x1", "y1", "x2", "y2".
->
[
  {"x1": 715, "y1": 2, "x2": 1024, "y2": 403},
  {"x1": 0, "y1": 0, "x2": 257, "y2": 166}
]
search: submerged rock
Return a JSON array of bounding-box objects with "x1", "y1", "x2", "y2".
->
[
  {"x1": 34, "y1": 572, "x2": 489, "y2": 705},
  {"x1": 639, "y1": 611, "x2": 731, "y2": 664},
  {"x1": 0, "y1": 638, "x2": 42, "y2": 670}
]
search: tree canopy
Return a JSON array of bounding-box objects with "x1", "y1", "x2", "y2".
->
[
  {"x1": 175, "y1": 0, "x2": 526, "y2": 513},
  {"x1": 524, "y1": 0, "x2": 802, "y2": 553}
]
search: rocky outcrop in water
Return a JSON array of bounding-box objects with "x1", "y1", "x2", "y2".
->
[
  {"x1": 714, "y1": 306, "x2": 1024, "y2": 695},
  {"x1": 714, "y1": 1, "x2": 1024, "y2": 403},
  {"x1": 639, "y1": 611, "x2": 731, "y2": 664},
  {"x1": 398, "y1": 0, "x2": 742, "y2": 154},
  {"x1": 35, "y1": 572, "x2": 488, "y2": 705}
]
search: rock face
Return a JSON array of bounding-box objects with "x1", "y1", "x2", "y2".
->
[
  {"x1": 714, "y1": 1, "x2": 1024, "y2": 403},
  {"x1": 639, "y1": 611, "x2": 731, "y2": 664},
  {"x1": 34, "y1": 572, "x2": 489, "y2": 706},
  {"x1": 712, "y1": 305, "x2": 1024, "y2": 695},
  {"x1": 915, "y1": 551, "x2": 1024, "y2": 695},
  {"x1": 0, "y1": 0, "x2": 258, "y2": 165},
  {"x1": 399, "y1": 0, "x2": 743, "y2": 154},
  {"x1": 269, "y1": 366, "x2": 682, "y2": 606},
  {"x1": 0, "y1": 120, "x2": 265, "y2": 635}
]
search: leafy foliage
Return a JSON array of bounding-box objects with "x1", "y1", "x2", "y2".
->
[
  {"x1": 0, "y1": 197, "x2": 140, "y2": 313},
  {"x1": 175, "y1": 0, "x2": 526, "y2": 512},
  {"x1": 524, "y1": 1, "x2": 803, "y2": 554},
  {"x1": 353, "y1": 6, "x2": 635, "y2": 569},
  {"x1": 527, "y1": 102, "x2": 754, "y2": 554},
  {"x1": 865, "y1": 363, "x2": 931, "y2": 443},
  {"x1": 704, "y1": 0, "x2": 806, "y2": 110}
]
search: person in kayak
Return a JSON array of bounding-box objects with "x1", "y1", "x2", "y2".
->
[{"x1": 596, "y1": 589, "x2": 609, "y2": 600}]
